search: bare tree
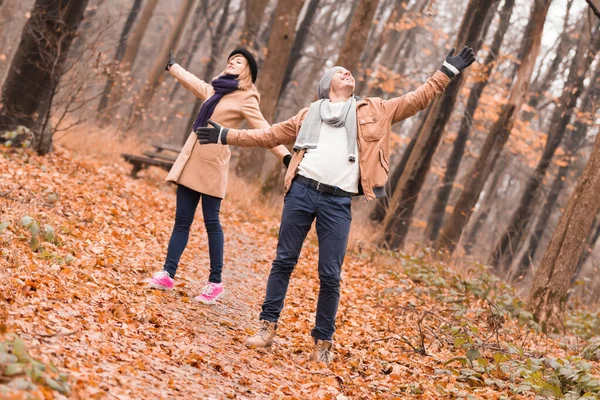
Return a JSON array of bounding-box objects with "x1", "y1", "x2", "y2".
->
[
  {"x1": 335, "y1": 0, "x2": 380, "y2": 73},
  {"x1": 0, "y1": 0, "x2": 90, "y2": 154},
  {"x1": 182, "y1": 0, "x2": 233, "y2": 144},
  {"x1": 425, "y1": 0, "x2": 515, "y2": 242},
  {"x1": 527, "y1": 129, "x2": 600, "y2": 332},
  {"x1": 240, "y1": 0, "x2": 270, "y2": 52},
  {"x1": 435, "y1": 0, "x2": 553, "y2": 254},
  {"x1": 129, "y1": 0, "x2": 196, "y2": 126},
  {"x1": 490, "y1": 17, "x2": 599, "y2": 273},
  {"x1": 515, "y1": 64, "x2": 600, "y2": 280},
  {"x1": 278, "y1": 0, "x2": 321, "y2": 101},
  {"x1": 380, "y1": 0, "x2": 498, "y2": 249},
  {"x1": 100, "y1": 0, "x2": 160, "y2": 124},
  {"x1": 235, "y1": 0, "x2": 305, "y2": 180},
  {"x1": 96, "y1": 0, "x2": 143, "y2": 114}
]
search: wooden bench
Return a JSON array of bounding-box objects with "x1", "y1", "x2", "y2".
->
[{"x1": 122, "y1": 142, "x2": 183, "y2": 178}]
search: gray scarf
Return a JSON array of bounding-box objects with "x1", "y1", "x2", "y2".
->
[{"x1": 293, "y1": 66, "x2": 358, "y2": 162}]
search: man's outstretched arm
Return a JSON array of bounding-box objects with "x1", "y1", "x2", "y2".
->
[
  {"x1": 383, "y1": 46, "x2": 475, "y2": 124},
  {"x1": 195, "y1": 108, "x2": 308, "y2": 149}
]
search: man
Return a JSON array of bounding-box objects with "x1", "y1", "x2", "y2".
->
[{"x1": 196, "y1": 47, "x2": 475, "y2": 363}]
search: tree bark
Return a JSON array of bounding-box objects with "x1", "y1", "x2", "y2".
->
[
  {"x1": 0, "y1": 0, "x2": 89, "y2": 154},
  {"x1": 573, "y1": 217, "x2": 600, "y2": 284},
  {"x1": 101, "y1": 0, "x2": 160, "y2": 123},
  {"x1": 235, "y1": 0, "x2": 304, "y2": 180},
  {"x1": 278, "y1": 0, "x2": 321, "y2": 101},
  {"x1": 239, "y1": 0, "x2": 269, "y2": 52},
  {"x1": 514, "y1": 63, "x2": 600, "y2": 280},
  {"x1": 527, "y1": 131, "x2": 600, "y2": 332},
  {"x1": 425, "y1": 0, "x2": 515, "y2": 242},
  {"x1": 380, "y1": 0, "x2": 498, "y2": 250},
  {"x1": 97, "y1": 0, "x2": 143, "y2": 114},
  {"x1": 335, "y1": 0, "x2": 380, "y2": 74},
  {"x1": 435, "y1": 0, "x2": 553, "y2": 254},
  {"x1": 489, "y1": 17, "x2": 599, "y2": 273},
  {"x1": 129, "y1": 0, "x2": 196, "y2": 126}
]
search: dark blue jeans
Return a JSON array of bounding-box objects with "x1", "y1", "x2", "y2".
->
[
  {"x1": 260, "y1": 180, "x2": 352, "y2": 341},
  {"x1": 163, "y1": 185, "x2": 224, "y2": 283}
]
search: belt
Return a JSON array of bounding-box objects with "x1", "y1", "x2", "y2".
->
[{"x1": 294, "y1": 175, "x2": 355, "y2": 198}]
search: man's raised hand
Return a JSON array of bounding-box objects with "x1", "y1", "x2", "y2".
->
[
  {"x1": 195, "y1": 120, "x2": 229, "y2": 145},
  {"x1": 440, "y1": 46, "x2": 475, "y2": 78},
  {"x1": 165, "y1": 50, "x2": 176, "y2": 71}
]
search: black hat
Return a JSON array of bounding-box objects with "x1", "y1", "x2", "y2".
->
[{"x1": 229, "y1": 48, "x2": 258, "y2": 83}]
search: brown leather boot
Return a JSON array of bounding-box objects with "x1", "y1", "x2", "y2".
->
[
  {"x1": 245, "y1": 320, "x2": 277, "y2": 347},
  {"x1": 311, "y1": 339, "x2": 334, "y2": 364}
]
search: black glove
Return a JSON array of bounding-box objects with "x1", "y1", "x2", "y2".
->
[
  {"x1": 165, "y1": 50, "x2": 176, "y2": 71},
  {"x1": 439, "y1": 46, "x2": 475, "y2": 78},
  {"x1": 195, "y1": 120, "x2": 229, "y2": 144},
  {"x1": 283, "y1": 154, "x2": 292, "y2": 168}
]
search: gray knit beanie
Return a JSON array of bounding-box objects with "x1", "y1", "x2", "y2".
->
[{"x1": 317, "y1": 66, "x2": 343, "y2": 99}]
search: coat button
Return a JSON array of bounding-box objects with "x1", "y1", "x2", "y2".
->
[{"x1": 360, "y1": 119, "x2": 364, "y2": 123}]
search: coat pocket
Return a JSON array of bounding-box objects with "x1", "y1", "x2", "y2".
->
[{"x1": 358, "y1": 114, "x2": 383, "y2": 141}]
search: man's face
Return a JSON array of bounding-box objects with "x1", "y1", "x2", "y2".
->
[{"x1": 329, "y1": 68, "x2": 355, "y2": 96}]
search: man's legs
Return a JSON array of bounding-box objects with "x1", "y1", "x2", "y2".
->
[
  {"x1": 259, "y1": 182, "x2": 315, "y2": 323},
  {"x1": 311, "y1": 194, "x2": 352, "y2": 341}
]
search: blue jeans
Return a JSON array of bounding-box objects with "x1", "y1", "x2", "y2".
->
[
  {"x1": 260, "y1": 180, "x2": 352, "y2": 341},
  {"x1": 163, "y1": 185, "x2": 224, "y2": 283}
]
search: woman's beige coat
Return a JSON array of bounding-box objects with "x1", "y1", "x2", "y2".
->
[{"x1": 166, "y1": 64, "x2": 269, "y2": 199}]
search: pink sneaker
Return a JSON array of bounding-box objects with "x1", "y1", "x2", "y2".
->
[
  {"x1": 194, "y1": 282, "x2": 224, "y2": 304},
  {"x1": 145, "y1": 270, "x2": 174, "y2": 290}
]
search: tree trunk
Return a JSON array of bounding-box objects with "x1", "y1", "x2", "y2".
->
[
  {"x1": 0, "y1": 0, "x2": 89, "y2": 154},
  {"x1": 380, "y1": 0, "x2": 498, "y2": 250},
  {"x1": 97, "y1": 0, "x2": 143, "y2": 114},
  {"x1": 435, "y1": 0, "x2": 553, "y2": 254},
  {"x1": 489, "y1": 17, "x2": 599, "y2": 273},
  {"x1": 573, "y1": 217, "x2": 600, "y2": 284},
  {"x1": 425, "y1": 0, "x2": 515, "y2": 242},
  {"x1": 129, "y1": 0, "x2": 196, "y2": 126},
  {"x1": 355, "y1": 0, "x2": 406, "y2": 95},
  {"x1": 235, "y1": 0, "x2": 304, "y2": 180},
  {"x1": 371, "y1": 129, "x2": 418, "y2": 222},
  {"x1": 527, "y1": 131, "x2": 600, "y2": 332},
  {"x1": 278, "y1": 0, "x2": 321, "y2": 101},
  {"x1": 515, "y1": 63, "x2": 600, "y2": 280},
  {"x1": 368, "y1": 0, "x2": 429, "y2": 98},
  {"x1": 101, "y1": 0, "x2": 160, "y2": 124},
  {"x1": 462, "y1": 158, "x2": 506, "y2": 254},
  {"x1": 525, "y1": 0, "x2": 574, "y2": 120},
  {"x1": 239, "y1": 0, "x2": 269, "y2": 52},
  {"x1": 335, "y1": 0, "x2": 380, "y2": 74},
  {"x1": 183, "y1": 0, "x2": 232, "y2": 144}
]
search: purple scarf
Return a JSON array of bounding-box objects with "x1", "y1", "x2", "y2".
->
[{"x1": 192, "y1": 74, "x2": 239, "y2": 131}]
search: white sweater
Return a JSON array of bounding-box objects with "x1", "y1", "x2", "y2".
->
[{"x1": 297, "y1": 103, "x2": 360, "y2": 193}]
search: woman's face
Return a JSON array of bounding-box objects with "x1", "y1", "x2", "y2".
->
[{"x1": 225, "y1": 55, "x2": 248, "y2": 76}]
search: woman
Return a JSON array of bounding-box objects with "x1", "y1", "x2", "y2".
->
[{"x1": 146, "y1": 48, "x2": 290, "y2": 304}]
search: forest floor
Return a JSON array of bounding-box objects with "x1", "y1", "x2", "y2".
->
[{"x1": 2, "y1": 134, "x2": 600, "y2": 399}]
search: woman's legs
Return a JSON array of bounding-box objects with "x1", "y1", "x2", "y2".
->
[
  {"x1": 163, "y1": 185, "x2": 201, "y2": 278},
  {"x1": 201, "y1": 193, "x2": 224, "y2": 283}
]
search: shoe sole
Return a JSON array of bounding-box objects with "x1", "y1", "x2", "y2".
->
[
  {"x1": 245, "y1": 341, "x2": 273, "y2": 348},
  {"x1": 194, "y1": 289, "x2": 225, "y2": 305},
  {"x1": 146, "y1": 281, "x2": 173, "y2": 290}
]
